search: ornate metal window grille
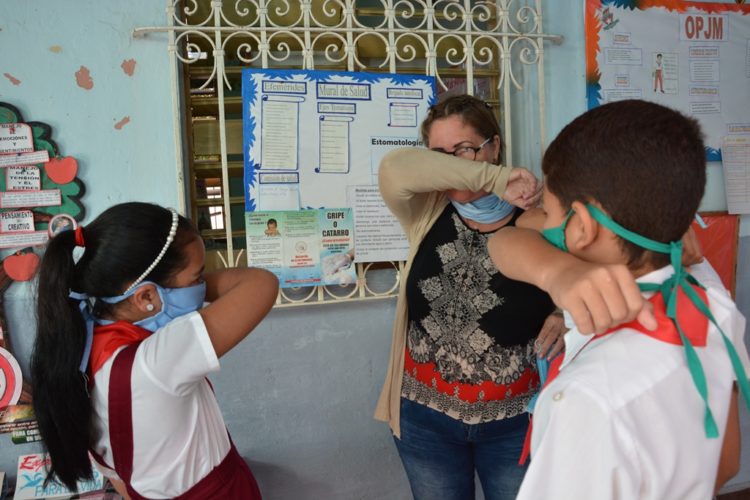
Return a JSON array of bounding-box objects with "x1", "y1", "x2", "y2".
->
[{"x1": 133, "y1": 0, "x2": 561, "y2": 307}]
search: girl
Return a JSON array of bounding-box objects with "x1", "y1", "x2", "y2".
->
[{"x1": 32, "y1": 202, "x2": 278, "y2": 499}]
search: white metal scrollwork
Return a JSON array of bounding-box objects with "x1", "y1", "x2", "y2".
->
[{"x1": 134, "y1": 0, "x2": 561, "y2": 307}]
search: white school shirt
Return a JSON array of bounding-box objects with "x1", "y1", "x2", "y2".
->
[
  {"x1": 517, "y1": 261, "x2": 749, "y2": 500},
  {"x1": 90, "y1": 311, "x2": 231, "y2": 499}
]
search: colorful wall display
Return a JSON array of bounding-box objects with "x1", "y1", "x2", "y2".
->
[
  {"x1": 242, "y1": 70, "x2": 435, "y2": 285},
  {"x1": 0, "y1": 102, "x2": 87, "y2": 447},
  {"x1": 585, "y1": 0, "x2": 750, "y2": 161}
]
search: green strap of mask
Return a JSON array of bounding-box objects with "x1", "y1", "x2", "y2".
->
[{"x1": 586, "y1": 204, "x2": 750, "y2": 439}]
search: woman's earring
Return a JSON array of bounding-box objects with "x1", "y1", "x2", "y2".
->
[{"x1": 146, "y1": 303, "x2": 155, "y2": 312}]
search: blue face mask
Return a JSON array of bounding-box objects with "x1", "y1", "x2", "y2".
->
[
  {"x1": 541, "y1": 210, "x2": 573, "y2": 252},
  {"x1": 450, "y1": 193, "x2": 515, "y2": 225},
  {"x1": 99, "y1": 281, "x2": 207, "y2": 332}
]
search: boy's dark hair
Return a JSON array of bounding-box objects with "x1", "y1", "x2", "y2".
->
[
  {"x1": 543, "y1": 99, "x2": 705, "y2": 268},
  {"x1": 267, "y1": 218, "x2": 277, "y2": 226},
  {"x1": 421, "y1": 94, "x2": 504, "y2": 164},
  {"x1": 31, "y1": 202, "x2": 198, "y2": 490}
]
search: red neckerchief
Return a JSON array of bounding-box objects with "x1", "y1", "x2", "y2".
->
[
  {"x1": 519, "y1": 284, "x2": 710, "y2": 464},
  {"x1": 89, "y1": 321, "x2": 151, "y2": 377},
  {"x1": 602, "y1": 284, "x2": 708, "y2": 347}
]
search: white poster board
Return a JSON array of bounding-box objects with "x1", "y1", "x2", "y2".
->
[
  {"x1": 242, "y1": 69, "x2": 435, "y2": 276},
  {"x1": 585, "y1": 0, "x2": 750, "y2": 162}
]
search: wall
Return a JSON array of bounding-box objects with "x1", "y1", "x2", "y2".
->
[{"x1": 0, "y1": 0, "x2": 747, "y2": 498}]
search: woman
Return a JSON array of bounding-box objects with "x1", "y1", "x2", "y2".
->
[{"x1": 375, "y1": 95, "x2": 564, "y2": 500}]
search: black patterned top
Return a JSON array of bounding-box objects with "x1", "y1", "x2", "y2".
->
[{"x1": 402, "y1": 204, "x2": 555, "y2": 424}]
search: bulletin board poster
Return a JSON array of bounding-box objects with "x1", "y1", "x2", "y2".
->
[
  {"x1": 245, "y1": 209, "x2": 357, "y2": 288},
  {"x1": 584, "y1": 0, "x2": 750, "y2": 161},
  {"x1": 242, "y1": 69, "x2": 436, "y2": 282}
]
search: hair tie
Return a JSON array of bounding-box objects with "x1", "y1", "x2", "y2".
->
[{"x1": 74, "y1": 226, "x2": 86, "y2": 247}]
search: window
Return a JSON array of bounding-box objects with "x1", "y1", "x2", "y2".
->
[{"x1": 136, "y1": 0, "x2": 560, "y2": 305}]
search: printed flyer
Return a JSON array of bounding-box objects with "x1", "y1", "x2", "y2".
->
[{"x1": 246, "y1": 209, "x2": 356, "y2": 287}]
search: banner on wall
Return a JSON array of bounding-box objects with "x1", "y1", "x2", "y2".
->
[
  {"x1": 584, "y1": 0, "x2": 750, "y2": 162},
  {"x1": 242, "y1": 69, "x2": 436, "y2": 272}
]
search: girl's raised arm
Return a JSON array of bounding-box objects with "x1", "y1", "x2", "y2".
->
[{"x1": 200, "y1": 267, "x2": 279, "y2": 357}]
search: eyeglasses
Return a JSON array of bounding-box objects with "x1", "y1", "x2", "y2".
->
[{"x1": 430, "y1": 137, "x2": 492, "y2": 161}]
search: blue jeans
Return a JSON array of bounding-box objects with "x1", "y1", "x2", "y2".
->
[{"x1": 394, "y1": 398, "x2": 529, "y2": 500}]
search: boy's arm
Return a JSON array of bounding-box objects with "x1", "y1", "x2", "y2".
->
[
  {"x1": 488, "y1": 227, "x2": 655, "y2": 334},
  {"x1": 715, "y1": 385, "x2": 740, "y2": 494}
]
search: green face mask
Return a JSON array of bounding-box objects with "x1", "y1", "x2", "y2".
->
[{"x1": 541, "y1": 210, "x2": 573, "y2": 252}]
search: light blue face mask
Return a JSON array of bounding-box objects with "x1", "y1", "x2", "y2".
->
[
  {"x1": 99, "y1": 280, "x2": 207, "y2": 332},
  {"x1": 451, "y1": 193, "x2": 515, "y2": 225},
  {"x1": 542, "y1": 203, "x2": 750, "y2": 439}
]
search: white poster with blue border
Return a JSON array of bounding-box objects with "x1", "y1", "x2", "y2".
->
[{"x1": 242, "y1": 69, "x2": 435, "y2": 281}]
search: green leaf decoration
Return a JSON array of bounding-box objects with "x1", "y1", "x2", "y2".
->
[{"x1": 0, "y1": 102, "x2": 86, "y2": 235}]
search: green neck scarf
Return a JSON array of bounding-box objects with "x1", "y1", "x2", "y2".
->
[{"x1": 587, "y1": 204, "x2": 750, "y2": 438}]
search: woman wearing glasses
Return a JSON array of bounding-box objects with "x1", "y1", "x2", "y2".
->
[{"x1": 375, "y1": 94, "x2": 564, "y2": 500}]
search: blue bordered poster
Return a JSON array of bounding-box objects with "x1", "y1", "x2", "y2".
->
[{"x1": 241, "y1": 69, "x2": 435, "y2": 285}]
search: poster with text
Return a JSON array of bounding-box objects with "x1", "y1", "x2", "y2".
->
[
  {"x1": 246, "y1": 209, "x2": 356, "y2": 287},
  {"x1": 242, "y1": 69, "x2": 435, "y2": 263},
  {"x1": 585, "y1": 0, "x2": 750, "y2": 161}
]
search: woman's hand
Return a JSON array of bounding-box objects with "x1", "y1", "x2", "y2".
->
[
  {"x1": 535, "y1": 312, "x2": 566, "y2": 360},
  {"x1": 503, "y1": 167, "x2": 542, "y2": 210}
]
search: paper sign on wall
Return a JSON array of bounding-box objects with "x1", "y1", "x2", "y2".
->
[
  {"x1": 0, "y1": 123, "x2": 33, "y2": 154},
  {"x1": 242, "y1": 70, "x2": 435, "y2": 267},
  {"x1": 585, "y1": 0, "x2": 750, "y2": 161},
  {"x1": 246, "y1": 209, "x2": 356, "y2": 287}
]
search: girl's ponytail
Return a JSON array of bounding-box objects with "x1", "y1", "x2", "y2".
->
[{"x1": 31, "y1": 228, "x2": 94, "y2": 490}]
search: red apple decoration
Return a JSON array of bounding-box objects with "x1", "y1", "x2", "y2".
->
[
  {"x1": 3, "y1": 248, "x2": 39, "y2": 282},
  {"x1": 44, "y1": 156, "x2": 78, "y2": 184}
]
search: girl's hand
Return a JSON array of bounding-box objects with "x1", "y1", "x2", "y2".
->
[
  {"x1": 503, "y1": 168, "x2": 542, "y2": 210},
  {"x1": 535, "y1": 312, "x2": 566, "y2": 360}
]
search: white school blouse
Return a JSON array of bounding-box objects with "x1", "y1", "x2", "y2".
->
[
  {"x1": 90, "y1": 312, "x2": 231, "y2": 499},
  {"x1": 517, "y1": 261, "x2": 749, "y2": 500}
]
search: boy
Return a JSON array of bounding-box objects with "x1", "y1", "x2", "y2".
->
[{"x1": 489, "y1": 100, "x2": 749, "y2": 499}]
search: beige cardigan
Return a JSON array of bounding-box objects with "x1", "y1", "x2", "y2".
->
[{"x1": 374, "y1": 147, "x2": 514, "y2": 437}]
